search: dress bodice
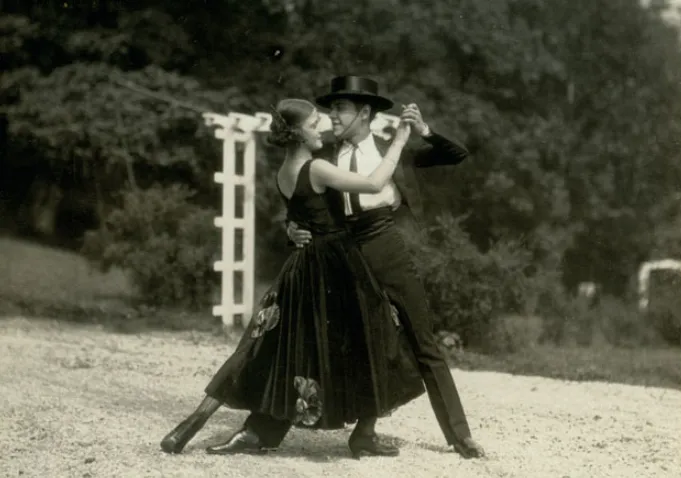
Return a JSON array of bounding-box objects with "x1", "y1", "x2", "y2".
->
[{"x1": 277, "y1": 160, "x2": 344, "y2": 236}]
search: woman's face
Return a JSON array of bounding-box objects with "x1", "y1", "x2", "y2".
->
[{"x1": 296, "y1": 109, "x2": 323, "y2": 151}]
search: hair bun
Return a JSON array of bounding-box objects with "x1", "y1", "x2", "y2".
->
[
  {"x1": 267, "y1": 112, "x2": 298, "y2": 147},
  {"x1": 266, "y1": 99, "x2": 315, "y2": 148},
  {"x1": 267, "y1": 122, "x2": 297, "y2": 147}
]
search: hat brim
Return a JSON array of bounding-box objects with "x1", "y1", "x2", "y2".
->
[{"x1": 315, "y1": 92, "x2": 394, "y2": 112}]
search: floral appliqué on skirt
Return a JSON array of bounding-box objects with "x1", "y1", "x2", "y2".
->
[
  {"x1": 293, "y1": 376, "x2": 323, "y2": 426},
  {"x1": 251, "y1": 291, "x2": 281, "y2": 338}
]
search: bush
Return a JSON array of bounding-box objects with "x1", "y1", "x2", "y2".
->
[
  {"x1": 540, "y1": 291, "x2": 665, "y2": 348},
  {"x1": 486, "y1": 314, "x2": 544, "y2": 355},
  {"x1": 593, "y1": 296, "x2": 663, "y2": 347},
  {"x1": 407, "y1": 213, "x2": 537, "y2": 349},
  {"x1": 82, "y1": 184, "x2": 219, "y2": 309},
  {"x1": 405, "y1": 213, "x2": 672, "y2": 352}
]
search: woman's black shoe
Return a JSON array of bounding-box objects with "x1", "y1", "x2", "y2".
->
[
  {"x1": 160, "y1": 414, "x2": 207, "y2": 454},
  {"x1": 205, "y1": 428, "x2": 272, "y2": 455}
]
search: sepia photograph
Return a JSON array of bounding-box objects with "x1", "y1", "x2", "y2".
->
[{"x1": 0, "y1": 0, "x2": 680, "y2": 477}]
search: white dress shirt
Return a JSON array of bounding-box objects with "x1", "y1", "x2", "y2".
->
[{"x1": 336, "y1": 134, "x2": 402, "y2": 216}]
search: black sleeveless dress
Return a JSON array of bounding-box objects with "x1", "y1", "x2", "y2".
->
[{"x1": 204, "y1": 160, "x2": 425, "y2": 429}]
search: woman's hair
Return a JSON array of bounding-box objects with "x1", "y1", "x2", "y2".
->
[{"x1": 268, "y1": 98, "x2": 316, "y2": 148}]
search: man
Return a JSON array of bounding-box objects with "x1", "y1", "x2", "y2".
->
[{"x1": 287, "y1": 76, "x2": 485, "y2": 459}]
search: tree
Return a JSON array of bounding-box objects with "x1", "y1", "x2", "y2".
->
[{"x1": 3, "y1": 0, "x2": 681, "y2": 309}]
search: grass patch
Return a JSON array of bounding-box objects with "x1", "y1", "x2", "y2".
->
[
  {"x1": 0, "y1": 293, "x2": 225, "y2": 335},
  {"x1": 0, "y1": 236, "x2": 225, "y2": 335},
  {"x1": 0, "y1": 236, "x2": 132, "y2": 304},
  {"x1": 447, "y1": 345, "x2": 681, "y2": 390},
  {"x1": 0, "y1": 236, "x2": 268, "y2": 336}
]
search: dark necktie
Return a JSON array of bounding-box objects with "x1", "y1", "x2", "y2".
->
[{"x1": 348, "y1": 146, "x2": 362, "y2": 214}]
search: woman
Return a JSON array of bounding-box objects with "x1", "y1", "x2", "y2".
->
[{"x1": 160, "y1": 98, "x2": 424, "y2": 458}]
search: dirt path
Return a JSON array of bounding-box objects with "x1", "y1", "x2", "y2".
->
[{"x1": 1, "y1": 317, "x2": 678, "y2": 478}]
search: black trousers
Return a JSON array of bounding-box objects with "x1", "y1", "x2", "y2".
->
[{"x1": 207, "y1": 222, "x2": 472, "y2": 447}]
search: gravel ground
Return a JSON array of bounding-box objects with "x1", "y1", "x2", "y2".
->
[{"x1": 1, "y1": 316, "x2": 679, "y2": 478}]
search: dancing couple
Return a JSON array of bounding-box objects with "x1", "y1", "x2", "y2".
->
[{"x1": 160, "y1": 76, "x2": 485, "y2": 459}]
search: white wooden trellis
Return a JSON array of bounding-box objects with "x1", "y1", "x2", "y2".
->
[{"x1": 202, "y1": 110, "x2": 401, "y2": 328}]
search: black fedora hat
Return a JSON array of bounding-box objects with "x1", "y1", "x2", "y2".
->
[{"x1": 316, "y1": 75, "x2": 393, "y2": 112}]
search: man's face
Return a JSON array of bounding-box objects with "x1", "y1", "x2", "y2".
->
[{"x1": 328, "y1": 99, "x2": 369, "y2": 139}]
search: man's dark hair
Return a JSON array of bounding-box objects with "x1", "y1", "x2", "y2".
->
[{"x1": 351, "y1": 100, "x2": 379, "y2": 123}]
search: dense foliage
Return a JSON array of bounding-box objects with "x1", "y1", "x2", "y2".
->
[{"x1": 2, "y1": 1, "x2": 681, "y2": 345}]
